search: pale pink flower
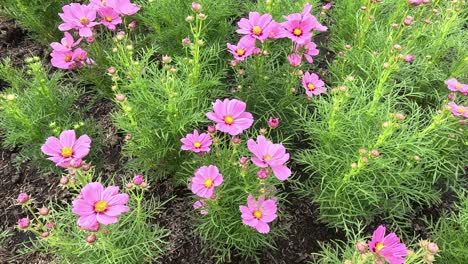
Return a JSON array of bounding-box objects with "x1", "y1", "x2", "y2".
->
[
  {"x1": 72, "y1": 182, "x2": 129, "y2": 230},
  {"x1": 107, "y1": 0, "x2": 140, "y2": 16},
  {"x1": 58, "y1": 3, "x2": 99, "y2": 37},
  {"x1": 288, "y1": 53, "x2": 302, "y2": 67},
  {"x1": 50, "y1": 32, "x2": 82, "y2": 52},
  {"x1": 296, "y1": 39, "x2": 319, "y2": 63},
  {"x1": 236, "y1": 12, "x2": 274, "y2": 43},
  {"x1": 448, "y1": 102, "x2": 468, "y2": 118},
  {"x1": 98, "y1": 7, "x2": 122, "y2": 30},
  {"x1": 239, "y1": 194, "x2": 277, "y2": 234},
  {"x1": 180, "y1": 130, "x2": 212, "y2": 153},
  {"x1": 369, "y1": 225, "x2": 407, "y2": 264},
  {"x1": 41, "y1": 130, "x2": 91, "y2": 168},
  {"x1": 206, "y1": 98, "x2": 254, "y2": 136},
  {"x1": 445, "y1": 78, "x2": 468, "y2": 93},
  {"x1": 302, "y1": 72, "x2": 326, "y2": 97},
  {"x1": 247, "y1": 135, "x2": 291, "y2": 181},
  {"x1": 227, "y1": 36, "x2": 256, "y2": 61},
  {"x1": 281, "y1": 3, "x2": 326, "y2": 44},
  {"x1": 190, "y1": 165, "x2": 223, "y2": 198},
  {"x1": 267, "y1": 21, "x2": 287, "y2": 39}
]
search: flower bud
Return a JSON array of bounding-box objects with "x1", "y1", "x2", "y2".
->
[
  {"x1": 18, "y1": 218, "x2": 30, "y2": 229},
  {"x1": 182, "y1": 38, "x2": 191, "y2": 46},
  {"x1": 17, "y1": 193, "x2": 29, "y2": 204},
  {"x1": 125, "y1": 134, "x2": 132, "y2": 140},
  {"x1": 196, "y1": 39, "x2": 204, "y2": 46},
  {"x1": 81, "y1": 163, "x2": 91, "y2": 171},
  {"x1": 86, "y1": 37, "x2": 95, "y2": 43},
  {"x1": 70, "y1": 158, "x2": 83, "y2": 168},
  {"x1": 447, "y1": 93, "x2": 455, "y2": 100},
  {"x1": 232, "y1": 136, "x2": 241, "y2": 144},
  {"x1": 427, "y1": 242, "x2": 439, "y2": 254},
  {"x1": 128, "y1": 21, "x2": 137, "y2": 29},
  {"x1": 115, "y1": 94, "x2": 126, "y2": 102},
  {"x1": 268, "y1": 117, "x2": 279, "y2": 128},
  {"x1": 344, "y1": 260, "x2": 352, "y2": 264},
  {"x1": 207, "y1": 125, "x2": 216, "y2": 134},
  {"x1": 404, "y1": 16, "x2": 413, "y2": 26},
  {"x1": 239, "y1": 157, "x2": 248, "y2": 165},
  {"x1": 197, "y1": 13, "x2": 206, "y2": 20},
  {"x1": 39, "y1": 207, "x2": 49, "y2": 216},
  {"x1": 257, "y1": 169, "x2": 268, "y2": 179},
  {"x1": 186, "y1": 16, "x2": 194, "y2": 23},
  {"x1": 351, "y1": 163, "x2": 357, "y2": 168},
  {"x1": 108, "y1": 67, "x2": 116, "y2": 75},
  {"x1": 393, "y1": 44, "x2": 402, "y2": 50},
  {"x1": 126, "y1": 45, "x2": 133, "y2": 51},
  {"x1": 371, "y1": 149, "x2": 380, "y2": 157},
  {"x1": 69, "y1": 177, "x2": 77, "y2": 184},
  {"x1": 41, "y1": 231, "x2": 49, "y2": 238},
  {"x1": 362, "y1": 157, "x2": 369, "y2": 163},
  {"x1": 355, "y1": 241, "x2": 368, "y2": 253},
  {"x1": 359, "y1": 149, "x2": 367, "y2": 155},
  {"x1": 60, "y1": 176, "x2": 69, "y2": 185},
  {"x1": 419, "y1": 240, "x2": 429, "y2": 249},
  {"x1": 125, "y1": 182, "x2": 134, "y2": 190},
  {"x1": 140, "y1": 182, "x2": 149, "y2": 188},
  {"x1": 86, "y1": 234, "x2": 97, "y2": 244},
  {"x1": 133, "y1": 175, "x2": 144, "y2": 185},
  {"x1": 116, "y1": 31, "x2": 125, "y2": 41},
  {"x1": 191, "y1": 2, "x2": 202, "y2": 12},
  {"x1": 259, "y1": 128, "x2": 267, "y2": 135},
  {"x1": 404, "y1": 54, "x2": 414, "y2": 63},
  {"x1": 395, "y1": 113, "x2": 406, "y2": 120},
  {"x1": 424, "y1": 254, "x2": 435, "y2": 263},
  {"x1": 162, "y1": 55, "x2": 172, "y2": 64},
  {"x1": 230, "y1": 60, "x2": 239, "y2": 67}
]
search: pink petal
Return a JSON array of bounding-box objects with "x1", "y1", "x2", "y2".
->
[
  {"x1": 271, "y1": 165, "x2": 291, "y2": 181},
  {"x1": 255, "y1": 221, "x2": 270, "y2": 233},
  {"x1": 96, "y1": 213, "x2": 118, "y2": 225},
  {"x1": 73, "y1": 135, "x2": 91, "y2": 158},
  {"x1": 41, "y1": 137, "x2": 62, "y2": 156},
  {"x1": 107, "y1": 193, "x2": 129, "y2": 206},
  {"x1": 104, "y1": 205, "x2": 129, "y2": 216},
  {"x1": 81, "y1": 182, "x2": 104, "y2": 203},
  {"x1": 59, "y1": 130, "x2": 76, "y2": 147}
]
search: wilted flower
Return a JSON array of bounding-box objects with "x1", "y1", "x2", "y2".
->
[
  {"x1": 302, "y1": 72, "x2": 326, "y2": 97},
  {"x1": 206, "y1": 98, "x2": 254, "y2": 136},
  {"x1": 41, "y1": 130, "x2": 91, "y2": 168},
  {"x1": 72, "y1": 182, "x2": 129, "y2": 230},
  {"x1": 240, "y1": 194, "x2": 277, "y2": 234},
  {"x1": 181, "y1": 130, "x2": 212, "y2": 153},
  {"x1": 369, "y1": 225, "x2": 407, "y2": 264},
  {"x1": 190, "y1": 165, "x2": 223, "y2": 198}
]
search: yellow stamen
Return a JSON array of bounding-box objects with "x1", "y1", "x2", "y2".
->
[
  {"x1": 458, "y1": 107, "x2": 466, "y2": 113},
  {"x1": 94, "y1": 200, "x2": 108, "y2": 213},
  {"x1": 253, "y1": 210, "x2": 262, "y2": 219},
  {"x1": 307, "y1": 83, "x2": 315, "y2": 90},
  {"x1": 224, "y1": 116, "x2": 234, "y2": 125},
  {"x1": 80, "y1": 17, "x2": 89, "y2": 26},
  {"x1": 203, "y1": 178, "x2": 213, "y2": 188},
  {"x1": 61, "y1": 147, "x2": 73, "y2": 157},
  {"x1": 193, "y1": 142, "x2": 202, "y2": 148},
  {"x1": 252, "y1": 26, "x2": 262, "y2": 36},
  {"x1": 105, "y1": 16, "x2": 112, "y2": 22},
  {"x1": 375, "y1": 242, "x2": 384, "y2": 252},
  {"x1": 263, "y1": 154, "x2": 272, "y2": 161},
  {"x1": 293, "y1": 28, "x2": 302, "y2": 36},
  {"x1": 237, "y1": 49, "x2": 245, "y2": 56},
  {"x1": 455, "y1": 83, "x2": 461, "y2": 89}
]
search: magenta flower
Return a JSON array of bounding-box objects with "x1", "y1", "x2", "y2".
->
[
  {"x1": 132, "y1": 175, "x2": 144, "y2": 185},
  {"x1": 50, "y1": 32, "x2": 82, "y2": 52},
  {"x1": 107, "y1": 0, "x2": 140, "y2": 16},
  {"x1": 296, "y1": 39, "x2": 319, "y2": 63},
  {"x1": 206, "y1": 98, "x2": 254, "y2": 136},
  {"x1": 236, "y1": 12, "x2": 273, "y2": 43},
  {"x1": 180, "y1": 130, "x2": 212, "y2": 153},
  {"x1": 445, "y1": 78, "x2": 468, "y2": 94},
  {"x1": 268, "y1": 117, "x2": 279, "y2": 128},
  {"x1": 287, "y1": 53, "x2": 302, "y2": 67},
  {"x1": 239, "y1": 194, "x2": 277, "y2": 234},
  {"x1": 281, "y1": 3, "x2": 327, "y2": 44},
  {"x1": 247, "y1": 135, "x2": 291, "y2": 181},
  {"x1": 190, "y1": 165, "x2": 223, "y2": 198},
  {"x1": 18, "y1": 218, "x2": 30, "y2": 229},
  {"x1": 17, "y1": 193, "x2": 29, "y2": 204},
  {"x1": 72, "y1": 182, "x2": 129, "y2": 230},
  {"x1": 41, "y1": 130, "x2": 91, "y2": 168},
  {"x1": 227, "y1": 36, "x2": 256, "y2": 61},
  {"x1": 267, "y1": 21, "x2": 287, "y2": 39},
  {"x1": 98, "y1": 7, "x2": 122, "y2": 30},
  {"x1": 369, "y1": 225, "x2": 407, "y2": 264},
  {"x1": 51, "y1": 50, "x2": 76, "y2": 70},
  {"x1": 448, "y1": 102, "x2": 468, "y2": 118},
  {"x1": 58, "y1": 3, "x2": 98, "y2": 37},
  {"x1": 302, "y1": 72, "x2": 326, "y2": 97}
]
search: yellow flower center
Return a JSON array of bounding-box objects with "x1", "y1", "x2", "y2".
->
[
  {"x1": 252, "y1": 26, "x2": 262, "y2": 36},
  {"x1": 105, "y1": 16, "x2": 112, "y2": 22},
  {"x1": 61, "y1": 147, "x2": 73, "y2": 158},
  {"x1": 263, "y1": 154, "x2": 272, "y2": 161},
  {"x1": 253, "y1": 210, "x2": 262, "y2": 219},
  {"x1": 237, "y1": 49, "x2": 245, "y2": 56},
  {"x1": 455, "y1": 83, "x2": 461, "y2": 89},
  {"x1": 94, "y1": 200, "x2": 108, "y2": 213},
  {"x1": 193, "y1": 141, "x2": 202, "y2": 148},
  {"x1": 375, "y1": 242, "x2": 384, "y2": 252},
  {"x1": 224, "y1": 115, "x2": 234, "y2": 125},
  {"x1": 203, "y1": 178, "x2": 213, "y2": 188},
  {"x1": 293, "y1": 28, "x2": 302, "y2": 36},
  {"x1": 80, "y1": 17, "x2": 89, "y2": 26},
  {"x1": 459, "y1": 107, "x2": 466, "y2": 113},
  {"x1": 307, "y1": 83, "x2": 315, "y2": 90},
  {"x1": 64, "y1": 55, "x2": 72, "y2": 62}
]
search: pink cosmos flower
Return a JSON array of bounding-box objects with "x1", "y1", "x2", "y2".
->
[
  {"x1": 236, "y1": 12, "x2": 273, "y2": 43},
  {"x1": 50, "y1": 32, "x2": 82, "y2": 52},
  {"x1": 239, "y1": 194, "x2": 277, "y2": 234},
  {"x1": 193, "y1": 199, "x2": 208, "y2": 215},
  {"x1": 281, "y1": 4, "x2": 326, "y2": 44},
  {"x1": 288, "y1": 53, "x2": 302, "y2": 67},
  {"x1": 369, "y1": 225, "x2": 407, "y2": 264},
  {"x1": 296, "y1": 39, "x2": 319, "y2": 63},
  {"x1": 302, "y1": 72, "x2": 326, "y2": 97},
  {"x1": 58, "y1": 3, "x2": 99, "y2": 37},
  {"x1": 51, "y1": 50, "x2": 76, "y2": 70},
  {"x1": 41, "y1": 130, "x2": 91, "y2": 168},
  {"x1": 301, "y1": 3, "x2": 328, "y2": 32},
  {"x1": 190, "y1": 165, "x2": 223, "y2": 198},
  {"x1": 227, "y1": 36, "x2": 256, "y2": 61},
  {"x1": 89, "y1": 0, "x2": 108, "y2": 9},
  {"x1": 72, "y1": 182, "x2": 129, "y2": 230},
  {"x1": 72, "y1": 48, "x2": 88, "y2": 68},
  {"x1": 180, "y1": 130, "x2": 212, "y2": 153},
  {"x1": 445, "y1": 78, "x2": 468, "y2": 94},
  {"x1": 448, "y1": 102, "x2": 468, "y2": 118},
  {"x1": 107, "y1": 0, "x2": 140, "y2": 16},
  {"x1": 206, "y1": 99, "x2": 254, "y2": 136},
  {"x1": 98, "y1": 7, "x2": 122, "y2": 30},
  {"x1": 247, "y1": 135, "x2": 291, "y2": 181},
  {"x1": 323, "y1": 3, "x2": 332, "y2": 10},
  {"x1": 267, "y1": 21, "x2": 287, "y2": 39}
]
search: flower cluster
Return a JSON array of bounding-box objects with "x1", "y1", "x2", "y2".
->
[
  {"x1": 182, "y1": 98, "x2": 291, "y2": 234},
  {"x1": 445, "y1": 78, "x2": 467, "y2": 118},
  {"x1": 50, "y1": 0, "x2": 140, "y2": 69},
  {"x1": 228, "y1": 3, "x2": 326, "y2": 66},
  {"x1": 15, "y1": 192, "x2": 53, "y2": 239}
]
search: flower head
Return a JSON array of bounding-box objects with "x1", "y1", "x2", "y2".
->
[
  {"x1": 132, "y1": 175, "x2": 144, "y2": 185},
  {"x1": 50, "y1": 32, "x2": 82, "y2": 52},
  {"x1": 369, "y1": 225, "x2": 407, "y2": 264},
  {"x1": 98, "y1": 7, "x2": 122, "y2": 30},
  {"x1": 236, "y1": 12, "x2": 274, "y2": 43},
  {"x1": 107, "y1": 0, "x2": 140, "y2": 16},
  {"x1": 58, "y1": 3, "x2": 98, "y2": 37},
  {"x1": 41, "y1": 130, "x2": 91, "y2": 168},
  {"x1": 281, "y1": 3, "x2": 326, "y2": 44},
  {"x1": 302, "y1": 72, "x2": 326, "y2": 97},
  {"x1": 72, "y1": 182, "x2": 129, "y2": 230},
  {"x1": 227, "y1": 36, "x2": 256, "y2": 61},
  {"x1": 448, "y1": 102, "x2": 468, "y2": 118},
  {"x1": 181, "y1": 130, "x2": 212, "y2": 153},
  {"x1": 287, "y1": 53, "x2": 302, "y2": 67},
  {"x1": 206, "y1": 99, "x2": 254, "y2": 136},
  {"x1": 247, "y1": 135, "x2": 291, "y2": 181},
  {"x1": 18, "y1": 218, "x2": 30, "y2": 229},
  {"x1": 445, "y1": 78, "x2": 468, "y2": 94},
  {"x1": 240, "y1": 194, "x2": 277, "y2": 234},
  {"x1": 190, "y1": 165, "x2": 223, "y2": 198},
  {"x1": 191, "y1": 2, "x2": 202, "y2": 12},
  {"x1": 296, "y1": 39, "x2": 319, "y2": 63}
]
